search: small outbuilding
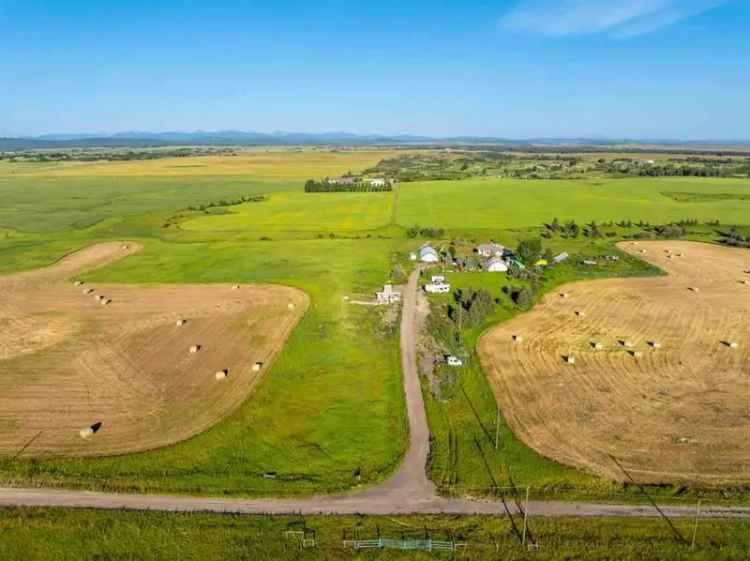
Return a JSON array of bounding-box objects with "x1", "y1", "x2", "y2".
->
[
  {"x1": 425, "y1": 282, "x2": 450, "y2": 294},
  {"x1": 376, "y1": 284, "x2": 402, "y2": 305},
  {"x1": 446, "y1": 355, "x2": 463, "y2": 367}
]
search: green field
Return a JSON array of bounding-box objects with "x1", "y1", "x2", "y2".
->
[
  {"x1": 1, "y1": 151, "x2": 750, "y2": 500},
  {"x1": 183, "y1": 191, "x2": 394, "y2": 233},
  {"x1": 1, "y1": 507, "x2": 747, "y2": 561},
  {"x1": 397, "y1": 177, "x2": 750, "y2": 230}
]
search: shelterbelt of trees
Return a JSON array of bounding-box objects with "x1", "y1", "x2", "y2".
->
[{"x1": 304, "y1": 179, "x2": 392, "y2": 192}]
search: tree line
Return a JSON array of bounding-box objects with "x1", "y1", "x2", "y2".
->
[{"x1": 304, "y1": 180, "x2": 392, "y2": 193}]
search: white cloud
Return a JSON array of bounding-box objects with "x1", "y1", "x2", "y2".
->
[{"x1": 500, "y1": 0, "x2": 727, "y2": 37}]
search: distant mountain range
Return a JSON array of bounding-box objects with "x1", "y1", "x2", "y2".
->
[{"x1": 1, "y1": 131, "x2": 749, "y2": 151}]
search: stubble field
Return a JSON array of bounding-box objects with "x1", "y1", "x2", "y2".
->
[
  {"x1": 479, "y1": 241, "x2": 750, "y2": 486},
  {"x1": 0, "y1": 242, "x2": 307, "y2": 457}
]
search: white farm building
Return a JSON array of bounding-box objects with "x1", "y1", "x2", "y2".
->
[
  {"x1": 419, "y1": 245, "x2": 440, "y2": 263},
  {"x1": 476, "y1": 243, "x2": 505, "y2": 258},
  {"x1": 376, "y1": 284, "x2": 402, "y2": 305},
  {"x1": 486, "y1": 256, "x2": 509, "y2": 272}
]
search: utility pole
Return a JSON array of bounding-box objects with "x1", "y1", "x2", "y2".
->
[
  {"x1": 495, "y1": 408, "x2": 500, "y2": 450},
  {"x1": 522, "y1": 486, "x2": 530, "y2": 546},
  {"x1": 691, "y1": 500, "x2": 702, "y2": 550}
]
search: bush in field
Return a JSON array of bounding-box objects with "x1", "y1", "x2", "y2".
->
[
  {"x1": 449, "y1": 288, "x2": 496, "y2": 329},
  {"x1": 516, "y1": 238, "x2": 543, "y2": 265},
  {"x1": 406, "y1": 225, "x2": 445, "y2": 239}
]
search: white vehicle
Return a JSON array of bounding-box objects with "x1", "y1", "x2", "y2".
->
[
  {"x1": 446, "y1": 355, "x2": 463, "y2": 367},
  {"x1": 425, "y1": 283, "x2": 450, "y2": 294},
  {"x1": 431, "y1": 275, "x2": 445, "y2": 283}
]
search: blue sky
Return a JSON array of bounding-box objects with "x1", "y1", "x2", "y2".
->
[{"x1": 1, "y1": 0, "x2": 748, "y2": 139}]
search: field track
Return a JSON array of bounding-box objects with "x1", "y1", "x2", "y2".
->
[
  {"x1": 0, "y1": 242, "x2": 308, "y2": 457},
  {"x1": 480, "y1": 241, "x2": 750, "y2": 486},
  {"x1": 2, "y1": 266, "x2": 750, "y2": 518}
]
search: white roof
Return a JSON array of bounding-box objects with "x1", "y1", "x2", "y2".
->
[{"x1": 419, "y1": 245, "x2": 438, "y2": 256}]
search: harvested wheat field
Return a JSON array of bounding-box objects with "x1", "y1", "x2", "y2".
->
[
  {"x1": 0, "y1": 242, "x2": 308, "y2": 457},
  {"x1": 479, "y1": 241, "x2": 750, "y2": 486}
]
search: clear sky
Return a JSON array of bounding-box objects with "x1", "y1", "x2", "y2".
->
[{"x1": 1, "y1": 0, "x2": 748, "y2": 139}]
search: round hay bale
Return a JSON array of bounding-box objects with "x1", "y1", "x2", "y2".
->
[
  {"x1": 566, "y1": 355, "x2": 576, "y2": 365},
  {"x1": 176, "y1": 319, "x2": 186, "y2": 326},
  {"x1": 729, "y1": 341, "x2": 739, "y2": 349},
  {"x1": 74, "y1": 280, "x2": 84, "y2": 287},
  {"x1": 95, "y1": 294, "x2": 104, "y2": 301},
  {"x1": 513, "y1": 334, "x2": 523, "y2": 343},
  {"x1": 215, "y1": 369, "x2": 229, "y2": 380},
  {"x1": 631, "y1": 351, "x2": 643, "y2": 358},
  {"x1": 189, "y1": 344, "x2": 201, "y2": 354},
  {"x1": 640, "y1": 249, "x2": 647, "y2": 254},
  {"x1": 688, "y1": 287, "x2": 700, "y2": 293},
  {"x1": 650, "y1": 341, "x2": 662, "y2": 349},
  {"x1": 575, "y1": 310, "x2": 585, "y2": 317},
  {"x1": 742, "y1": 280, "x2": 750, "y2": 286},
  {"x1": 623, "y1": 340, "x2": 634, "y2": 348},
  {"x1": 83, "y1": 288, "x2": 94, "y2": 295},
  {"x1": 252, "y1": 362, "x2": 263, "y2": 372},
  {"x1": 592, "y1": 342, "x2": 604, "y2": 351},
  {"x1": 288, "y1": 303, "x2": 295, "y2": 310},
  {"x1": 101, "y1": 298, "x2": 111, "y2": 306},
  {"x1": 79, "y1": 427, "x2": 94, "y2": 439},
  {"x1": 121, "y1": 244, "x2": 129, "y2": 250},
  {"x1": 560, "y1": 292, "x2": 569, "y2": 299},
  {"x1": 232, "y1": 284, "x2": 240, "y2": 290}
]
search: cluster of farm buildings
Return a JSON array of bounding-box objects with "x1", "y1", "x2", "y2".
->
[
  {"x1": 325, "y1": 175, "x2": 393, "y2": 187},
  {"x1": 412, "y1": 243, "x2": 568, "y2": 273}
]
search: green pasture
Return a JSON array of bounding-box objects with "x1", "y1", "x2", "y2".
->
[
  {"x1": 2, "y1": 507, "x2": 748, "y2": 561},
  {"x1": 397, "y1": 177, "x2": 750, "y2": 230},
  {"x1": 0, "y1": 174, "x2": 296, "y2": 232}
]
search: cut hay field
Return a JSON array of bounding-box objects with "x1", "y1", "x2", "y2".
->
[
  {"x1": 479, "y1": 241, "x2": 750, "y2": 486},
  {"x1": 397, "y1": 177, "x2": 750, "y2": 230},
  {"x1": 0, "y1": 242, "x2": 307, "y2": 457}
]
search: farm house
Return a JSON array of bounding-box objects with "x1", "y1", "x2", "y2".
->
[
  {"x1": 476, "y1": 243, "x2": 505, "y2": 258},
  {"x1": 419, "y1": 245, "x2": 440, "y2": 263},
  {"x1": 486, "y1": 256, "x2": 509, "y2": 272}
]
